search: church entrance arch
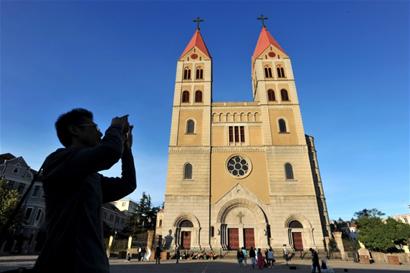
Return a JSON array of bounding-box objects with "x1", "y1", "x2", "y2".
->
[
  {"x1": 174, "y1": 216, "x2": 200, "y2": 250},
  {"x1": 217, "y1": 199, "x2": 269, "y2": 250}
]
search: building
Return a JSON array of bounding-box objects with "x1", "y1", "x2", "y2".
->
[
  {"x1": 101, "y1": 203, "x2": 128, "y2": 233},
  {"x1": 112, "y1": 199, "x2": 138, "y2": 216},
  {"x1": 0, "y1": 154, "x2": 46, "y2": 254},
  {"x1": 392, "y1": 214, "x2": 410, "y2": 225},
  {"x1": 158, "y1": 22, "x2": 331, "y2": 253}
]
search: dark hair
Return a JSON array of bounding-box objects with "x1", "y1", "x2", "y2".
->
[{"x1": 55, "y1": 108, "x2": 93, "y2": 147}]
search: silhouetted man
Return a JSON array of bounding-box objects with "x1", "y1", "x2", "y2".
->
[
  {"x1": 33, "y1": 108, "x2": 136, "y2": 273},
  {"x1": 309, "y1": 248, "x2": 321, "y2": 273}
]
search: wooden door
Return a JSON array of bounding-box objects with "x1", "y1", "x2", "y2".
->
[
  {"x1": 228, "y1": 228, "x2": 239, "y2": 250},
  {"x1": 243, "y1": 228, "x2": 255, "y2": 249},
  {"x1": 181, "y1": 231, "x2": 191, "y2": 249},
  {"x1": 292, "y1": 232, "x2": 303, "y2": 251}
]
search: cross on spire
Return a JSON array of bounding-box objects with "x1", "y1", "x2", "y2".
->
[
  {"x1": 257, "y1": 14, "x2": 268, "y2": 27},
  {"x1": 193, "y1": 16, "x2": 204, "y2": 30}
]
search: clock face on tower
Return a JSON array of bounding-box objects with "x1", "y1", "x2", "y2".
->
[{"x1": 227, "y1": 155, "x2": 251, "y2": 178}]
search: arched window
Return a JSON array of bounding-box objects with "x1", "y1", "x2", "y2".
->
[
  {"x1": 179, "y1": 220, "x2": 194, "y2": 227},
  {"x1": 196, "y1": 68, "x2": 203, "y2": 79},
  {"x1": 281, "y1": 89, "x2": 289, "y2": 101},
  {"x1": 195, "y1": 90, "x2": 203, "y2": 102},
  {"x1": 264, "y1": 66, "x2": 273, "y2": 78},
  {"x1": 289, "y1": 220, "x2": 303, "y2": 228},
  {"x1": 277, "y1": 65, "x2": 286, "y2": 78},
  {"x1": 267, "y1": 89, "x2": 275, "y2": 101},
  {"x1": 278, "y1": 119, "x2": 287, "y2": 133},
  {"x1": 183, "y1": 67, "x2": 191, "y2": 80},
  {"x1": 284, "y1": 163, "x2": 294, "y2": 180},
  {"x1": 182, "y1": 91, "x2": 190, "y2": 103},
  {"x1": 183, "y1": 163, "x2": 192, "y2": 179},
  {"x1": 186, "y1": 119, "x2": 195, "y2": 134}
]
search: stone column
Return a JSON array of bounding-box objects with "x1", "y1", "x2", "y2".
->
[{"x1": 333, "y1": 232, "x2": 347, "y2": 260}]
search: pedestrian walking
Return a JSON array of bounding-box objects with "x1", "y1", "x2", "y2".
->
[
  {"x1": 155, "y1": 246, "x2": 161, "y2": 264},
  {"x1": 309, "y1": 248, "x2": 321, "y2": 273},
  {"x1": 175, "y1": 247, "x2": 180, "y2": 264},
  {"x1": 242, "y1": 246, "x2": 248, "y2": 266},
  {"x1": 283, "y1": 244, "x2": 289, "y2": 265},
  {"x1": 266, "y1": 248, "x2": 274, "y2": 268},
  {"x1": 257, "y1": 248, "x2": 264, "y2": 269},
  {"x1": 237, "y1": 249, "x2": 244, "y2": 266},
  {"x1": 249, "y1": 246, "x2": 256, "y2": 269}
]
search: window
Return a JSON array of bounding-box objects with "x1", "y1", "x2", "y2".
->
[
  {"x1": 289, "y1": 220, "x2": 303, "y2": 228},
  {"x1": 183, "y1": 67, "x2": 191, "y2": 80},
  {"x1": 17, "y1": 183, "x2": 25, "y2": 194},
  {"x1": 277, "y1": 65, "x2": 286, "y2": 78},
  {"x1": 227, "y1": 155, "x2": 250, "y2": 177},
  {"x1": 186, "y1": 119, "x2": 195, "y2": 134},
  {"x1": 267, "y1": 89, "x2": 275, "y2": 101},
  {"x1": 159, "y1": 220, "x2": 162, "y2": 227},
  {"x1": 32, "y1": 185, "x2": 40, "y2": 197},
  {"x1": 229, "y1": 126, "x2": 245, "y2": 144},
  {"x1": 196, "y1": 68, "x2": 203, "y2": 79},
  {"x1": 182, "y1": 91, "x2": 190, "y2": 103},
  {"x1": 281, "y1": 89, "x2": 289, "y2": 101},
  {"x1": 264, "y1": 66, "x2": 273, "y2": 78},
  {"x1": 25, "y1": 207, "x2": 33, "y2": 220},
  {"x1": 278, "y1": 119, "x2": 287, "y2": 133},
  {"x1": 195, "y1": 90, "x2": 202, "y2": 102},
  {"x1": 179, "y1": 220, "x2": 193, "y2": 227},
  {"x1": 35, "y1": 209, "x2": 43, "y2": 222},
  {"x1": 183, "y1": 163, "x2": 192, "y2": 179},
  {"x1": 285, "y1": 163, "x2": 294, "y2": 180}
]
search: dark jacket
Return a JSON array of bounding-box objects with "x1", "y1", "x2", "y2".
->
[{"x1": 33, "y1": 125, "x2": 136, "y2": 273}]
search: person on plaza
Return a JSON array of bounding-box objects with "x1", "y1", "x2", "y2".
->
[
  {"x1": 309, "y1": 248, "x2": 321, "y2": 273},
  {"x1": 257, "y1": 248, "x2": 264, "y2": 269},
  {"x1": 32, "y1": 109, "x2": 136, "y2": 273},
  {"x1": 249, "y1": 246, "x2": 256, "y2": 269},
  {"x1": 283, "y1": 244, "x2": 289, "y2": 265},
  {"x1": 175, "y1": 247, "x2": 181, "y2": 264},
  {"x1": 155, "y1": 245, "x2": 161, "y2": 264},
  {"x1": 127, "y1": 252, "x2": 132, "y2": 262},
  {"x1": 266, "y1": 248, "x2": 274, "y2": 268},
  {"x1": 241, "y1": 246, "x2": 248, "y2": 266},
  {"x1": 237, "y1": 249, "x2": 244, "y2": 266}
]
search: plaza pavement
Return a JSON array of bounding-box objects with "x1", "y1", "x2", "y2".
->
[{"x1": 0, "y1": 256, "x2": 410, "y2": 273}]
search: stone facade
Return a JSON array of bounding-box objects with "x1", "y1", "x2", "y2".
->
[{"x1": 157, "y1": 25, "x2": 331, "y2": 253}]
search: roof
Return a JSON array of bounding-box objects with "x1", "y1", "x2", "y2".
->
[
  {"x1": 0, "y1": 153, "x2": 16, "y2": 163},
  {"x1": 180, "y1": 29, "x2": 211, "y2": 59},
  {"x1": 252, "y1": 26, "x2": 286, "y2": 62}
]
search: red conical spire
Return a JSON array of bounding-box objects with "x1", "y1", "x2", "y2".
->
[
  {"x1": 180, "y1": 29, "x2": 211, "y2": 59},
  {"x1": 252, "y1": 26, "x2": 286, "y2": 62}
]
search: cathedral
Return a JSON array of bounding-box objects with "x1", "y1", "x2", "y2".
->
[{"x1": 156, "y1": 20, "x2": 331, "y2": 253}]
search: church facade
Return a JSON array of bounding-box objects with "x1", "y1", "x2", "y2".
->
[{"x1": 157, "y1": 23, "x2": 331, "y2": 253}]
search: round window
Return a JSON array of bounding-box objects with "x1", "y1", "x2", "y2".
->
[{"x1": 227, "y1": 155, "x2": 250, "y2": 178}]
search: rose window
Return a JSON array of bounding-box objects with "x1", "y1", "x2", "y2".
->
[{"x1": 227, "y1": 155, "x2": 249, "y2": 177}]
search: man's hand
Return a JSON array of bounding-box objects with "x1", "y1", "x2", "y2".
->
[{"x1": 124, "y1": 125, "x2": 133, "y2": 149}]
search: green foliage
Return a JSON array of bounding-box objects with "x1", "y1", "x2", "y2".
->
[
  {"x1": 128, "y1": 192, "x2": 160, "y2": 234},
  {"x1": 354, "y1": 208, "x2": 385, "y2": 219},
  {"x1": 355, "y1": 209, "x2": 410, "y2": 253},
  {"x1": 0, "y1": 178, "x2": 21, "y2": 231}
]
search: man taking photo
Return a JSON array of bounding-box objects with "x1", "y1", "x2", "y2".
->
[{"x1": 32, "y1": 108, "x2": 136, "y2": 273}]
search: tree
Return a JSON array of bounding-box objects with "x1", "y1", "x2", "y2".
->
[
  {"x1": 128, "y1": 192, "x2": 160, "y2": 234},
  {"x1": 355, "y1": 208, "x2": 410, "y2": 253},
  {"x1": 0, "y1": 178, "x2": 21, "y2": 231},
  {"x1": 354, "y1": 208, "x2": 385, "y2": 219}
]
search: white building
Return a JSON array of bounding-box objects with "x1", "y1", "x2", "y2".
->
[{"x1": 0, "y1": 153, "x2": 45, "y2": 254}]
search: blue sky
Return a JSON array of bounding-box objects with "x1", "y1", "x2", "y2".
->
[{"x1": 1, "y1": 1, "x2": 409, "y2": 220}]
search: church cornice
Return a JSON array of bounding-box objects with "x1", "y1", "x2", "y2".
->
[{"x1": 168, "y1": 147, "x2": 211, "y2": 153}]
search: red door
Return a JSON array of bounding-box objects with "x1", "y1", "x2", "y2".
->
[
  {"x1": 292, "y1": 232, "x2": 303, "y2": 251},
  {"x1": 228, "y1": 228, "x2": 239, "y2": 250},
  {"x1": 181, "y1": 231, "x2": 191, "y2": 249},
  {"x1": 243, "y1": 228, "x2": 255, "y2": 249}
]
